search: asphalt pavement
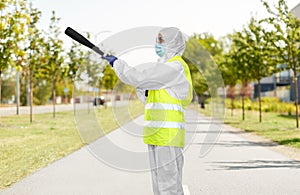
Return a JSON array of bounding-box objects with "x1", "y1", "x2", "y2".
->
[{"x1": 1, "y1": 109, "x2": 300, "y2": 195}]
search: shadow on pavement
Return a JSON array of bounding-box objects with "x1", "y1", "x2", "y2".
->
[
  {"x1": 208, "y1": 160, "x2": 300, "y2": 170},
  {"x1": 186, "y1": 121, "x2": 225, "y2": 124},
  {"x1": 191, "y1": 140, "x2": 278, "y2": 148},
  {"x1": 186, "y1": 130, "x2": 248, "y2": 135}
]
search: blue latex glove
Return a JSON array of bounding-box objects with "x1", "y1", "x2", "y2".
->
[{"x1": 102, "y1": 55, "x2": 117, "y2": 67}]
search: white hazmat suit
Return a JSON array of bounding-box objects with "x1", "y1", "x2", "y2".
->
[{"x1": 112, "y1": 27, "x2": 190, "y2": 195}]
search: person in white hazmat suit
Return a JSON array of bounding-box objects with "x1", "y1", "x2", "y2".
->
[{"x1": 102, "y1": 27, "x2": 193, "y2": 195}]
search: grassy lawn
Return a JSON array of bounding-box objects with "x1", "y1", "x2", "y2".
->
[
  {"x1": 97, "y1": 100, "x2": 144, "y2": 135},
  {"x1": 197, "y1": 103, "x2": 300, "y2": 149},
  {"x1": 0, "y1": 101, "x2": 144, "y2": 189}
]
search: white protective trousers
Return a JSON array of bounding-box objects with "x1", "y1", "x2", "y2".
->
[{"x1": 148, "y1": 145, "x2": 184, "y2": 195}]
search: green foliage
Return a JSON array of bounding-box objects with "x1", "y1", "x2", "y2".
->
[
  {"x1": 235, "y1": 16, "x2": 279, "y2": 122},
  {"x1": 197, "y1": 33, "x2": 224, "y2": 58},
  {"x1": 226, "y1": 97, "x2": 295, "y2": 114},
  {"x1": 238, "y1": 17, "x2": 277, "y2": 81},
  {"x1": 228, "y1": 32, "x2": 253, "y2": 84},
  {"x1": 0, "y1": 0, "x2": 24, "y2": 103},
  {"x1": 55, "y1": 79, "x2": 73, "y2": 98},
  {"x1": 1, "y1": 79, "x2": 15, "y2": 103},
  {"x1": 260, "y1": 0, "x2": 300, "y2": 127},
  {"x1": 222, "y1": 1, "x2": 299, "y2": 122},
  {"x1": 38, "y1": 11, "x2": 65, "y2": 116},
  {"x1": 183, "y1": 36, "x2": 208, "y2": 97},
  {"x1": 183, "y1": 34, "x2": 224, "y2": 98},
  {"x1": 102, "y1": 65, "x2": 118, "y2": 90},
  {"x1": 261, "y1": 97, "x2": 280, "y2": 104},
  {"x1": 217, "y1": 35, "x2": 239, "y2": 87},
  {"x1": 41, "y1": 11, "x2": 64, "y2": 84},
  {"x1": 65, "y1": 42, "x2": 85, "y2": 82},
  {"x1": 33, "y1": 80, "x2": 52, "y2": 105},
  {"x1": 0, "y1": 1, "x2": 90, "y2": 108},
  {"x1": 26, "y1": 2, "x2": 43, "y2": 72}
]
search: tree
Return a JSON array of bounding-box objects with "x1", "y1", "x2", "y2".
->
[
  {"x1": 102, "y1": 65, "x2": 118, "y2": 92},
  {"x1": 198, "y1": 33, "x2": 227, "y2": 108},
  {"x1": 235, "y1": 17, "x2": 278, "y2": 122},
  {"x1": 183, "y1": 36, "x2": 210, "y2": 107},
  {"x1": 0, "y1": 0, "x2": 15, "y2": 104},
  {"x1": 230, "y1": 31, "x2": 254, "y2": 120},
  {"x1": 218, "y1": 34, "x2": 239, "y2": 116},
  {"x1": 65, "y1": 42, "x2": 85, "y2": 83},
  {"x1": 261, "y1": 0, "x2": 300, "y2": 127},
  {"x1": 25, "y1": 2, "x2": 44, "y2": 122},
  {"x1": 197, "y1": 33, "x2": 224, "y2": 59},
  {"x1": 1, "y1": 73, "x2": 15, "y2": 103},
  {"x1": 13, "y1": 0, "x2": 32, "y2": 114},
  {"x1": 184, "y1": 34, "x2": 226, "y2": 111},
  {"x1": 33, "y1": 80, "x2": 52, "y2": 105},
  {"x1": 41, "y1": 11, "x2": 64, "y2": 118}
]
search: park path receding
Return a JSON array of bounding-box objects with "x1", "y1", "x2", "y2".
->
[{"x1": 1, "y1": 109, "x2": 300, "y2": 195}]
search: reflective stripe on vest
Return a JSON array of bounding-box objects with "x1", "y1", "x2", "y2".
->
[
  {"x1": 144, "y1": 121, "x2": 185, "y2": 129},
  {"x1": 145, "y1": 103, "x2": 184, "y2": 113}
]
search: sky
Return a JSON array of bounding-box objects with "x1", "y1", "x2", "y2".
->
[
  {"x1": 33, "y1": 0, "x2": 299, "y2": 37},
  {"x1": 32, "y1": 0, "x2": 300, "y2": 64}
]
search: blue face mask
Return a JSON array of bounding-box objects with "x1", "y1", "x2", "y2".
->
[{"x1": 155, "y1": 43, "x2": 165, "y2": 57}]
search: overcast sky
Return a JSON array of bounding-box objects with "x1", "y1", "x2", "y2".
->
[
  {"x1": 32, "y1": 0, "x2": 300, "y2": 64},
  {"x1": 33, "y1": 0, "x2": 299, "y2": 36}
]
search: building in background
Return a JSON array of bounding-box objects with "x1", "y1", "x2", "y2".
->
[
  {"x1": 252, "y1": 4, "x2": 300, "y2": 102},
  {"x1": 291, "y1": 3, "x2": 300, "y2": 17}
]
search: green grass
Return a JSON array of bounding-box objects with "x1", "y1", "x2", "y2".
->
[
  {"x1": 196, "y1": 103, "x2": 300, "y2": 149},
  {"x1": 97, "y1": 100, "x2": 144, "y2": 135},
  {"x1": 0, "y1": 111, "x2": 83, "y2": 189},
  {"x1": 0, "y1": 101, "x2": 144, "y2": 189}
]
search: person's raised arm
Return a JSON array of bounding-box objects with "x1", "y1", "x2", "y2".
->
[{"x1": 113, "y1": 59, "x2": 186, "y2": 90}]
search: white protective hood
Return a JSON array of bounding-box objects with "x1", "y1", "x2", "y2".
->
[{"x1": 157, "y1": 27, "x2": 186, "y2": 62}]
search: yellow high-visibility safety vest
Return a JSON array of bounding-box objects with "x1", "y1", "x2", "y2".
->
[{"x1": 143, "y1": 55, "x2": 193, "y2": 147}]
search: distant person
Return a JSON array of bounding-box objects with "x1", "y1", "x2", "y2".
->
[{"x1": 102, "y1": 27, "x2": 193, "y2": 195}]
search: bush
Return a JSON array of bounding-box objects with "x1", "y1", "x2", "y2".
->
[
  {"x1": 246, "y1": 105, "x2": 252, "y2": 110},
  {"x1": 33, "y1": 81, "x2": 52, "y2": 105},
  {"x1": 288, "y1": 107, "x2": 292, "y2": 116},
  {"x1": 270, "y1": 104, "x2": 278, "y2": 112},
  {"x1": 261, "y1": 97, "x2": 280, "y2": 104},
  {"x1": 225, "y1": 97, "x2": 296, "y2": 115},
  {"x1": 263, "y1": 107, "x2": 271, "y2": 112}
]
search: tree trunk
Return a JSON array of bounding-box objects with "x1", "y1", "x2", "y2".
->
[
  {"x1": 241, "y1": 82, "x2": 247, "y2": 121},
  {"x1": 242, "y1": 94, "x2": 245, "y2": 121},
  {"x1": 52, "y1": 79, "x2": 56, "y2": 118},
  {"x1": 258, "y1": 80, "x2": 262, "y2": 123},
  {"x1": 294, "y1": 71, "x2": 299, "y2": 128},
  {"x1": 273, "y1": 73, "x2": 277, "y2": 97},
  {"x1": 30, "y1": 70, "x2": 33, "y2": 123},
  {"x1": 199, "y1": 95, "x2": 205, "y2": 109},
  {"x1": 16, "y1": 71, "x2": 20, "y2": 115},
  {"x1": 231, "y1": 97, "x2": 234, "y2": 117},
  {"x1": 105, "y1": 90, "x2": 108, "y2": 109},
  {"x1": 229, "y1": 85, "x2": 235, "y2": 117},
  {"x1": 0, "y1": 70, "x2": 2, "y2": 105}
]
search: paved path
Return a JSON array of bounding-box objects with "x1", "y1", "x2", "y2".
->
[{"x1": 1, "y1": 110, "x2": 300, "y2": 194}]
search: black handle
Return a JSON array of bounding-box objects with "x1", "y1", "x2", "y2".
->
[{"x1": 65, "y1": 27, "x2": 104, "y2": 56}]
